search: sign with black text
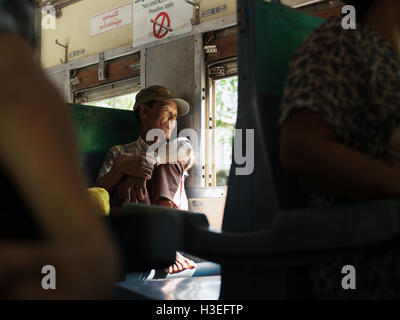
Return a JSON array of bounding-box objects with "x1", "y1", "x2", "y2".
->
[{"x1": 133, "y1": 0, "x2": 193, "y2": 47}]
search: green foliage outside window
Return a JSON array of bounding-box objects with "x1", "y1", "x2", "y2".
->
[
  {"x1": 215, "y1": 76, "x2": 238, "y2": 186},
  {"x1": 88, "y1": 92, "x2": 137, "y2": 110}
]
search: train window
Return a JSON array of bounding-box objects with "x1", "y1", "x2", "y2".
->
[
  {"x1": 214, "y1": 76, "x2": 238, "y2": 186},
  {"x1": 203, "y1": 27, "x2": 238, "y2": 188},
  {"x1": 74, "y1": 77, "x2": 140, "y2": 110},
  {"x1": 192, "y1": 73, "x2": 237, "y2": 229},
  {"x1": 84, "y1": 92, "x2": 138, "y2": 111},
  {"x1": 72, "y1": 53, "x2": 141, "y2": 108},
  {"x1": 204, "y1": 75, "x2": 238, "y2": 188}
]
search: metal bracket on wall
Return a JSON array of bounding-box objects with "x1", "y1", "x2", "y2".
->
[
  {"x1": 55, "y1": 39, "x2": 68, "y2": 64},
  {"x1": 98, "y1": 52, "x2": 107, "y2": 81},
  {"x1": 184, "y1": 0, "x2": 200, "y2": 25}
]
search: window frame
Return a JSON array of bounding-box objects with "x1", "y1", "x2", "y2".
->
[
  {"x1": 74, "y1": 76, "x2": 140, "y2": 106},
  {"x1": 203, "y1": 27, "x2": 239, "y2": 188},
  {"x1": 72, "y1": 52, "x2": 140, "y2": 105}
]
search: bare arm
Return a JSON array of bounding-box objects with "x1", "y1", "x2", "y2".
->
[
  {"x1": 96, "y1": 153, "x2": 153, "y2": 194},
  {"x1": 96, "y1": 165, "x2": 125, "y2": 194},
  {"x1": 281, "y1": 110, "x2": 400, "y2": 201},
  {"x1": 0, "y1": 35, "x2": 119, "y2": 298}
]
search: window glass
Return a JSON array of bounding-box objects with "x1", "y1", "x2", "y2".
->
[
  {"x1": 86, "y1": 92, "x2": 138, "y2": 110},
  {"x1": 215, "y1": 76, "x2": 238, "y2": 186}
]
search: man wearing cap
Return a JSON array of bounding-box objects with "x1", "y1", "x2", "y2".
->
[{"x1": 96, "y1": 85, "x2": 196, "y2": 274}]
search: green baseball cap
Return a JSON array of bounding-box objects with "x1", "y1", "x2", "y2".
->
[{"x1": 133, "y1": 85, "x2": 190, "y2": 117}]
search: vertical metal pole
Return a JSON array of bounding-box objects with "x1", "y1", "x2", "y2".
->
[
  {"x1": 211, "y1": 80, "x2": 216, "y2": 187},
  {"x1": 140, "y1": 48, "x2": 147, "y2": 89},
  {"x1": 193, "y1": 33, "x2": 206, "y2": 188},
  {"x1": 65, "y1": 67, "x2": 72, "y2": 103},
  {"x1": 204, "y1": 77, "x2": 211, "y2": 188}
]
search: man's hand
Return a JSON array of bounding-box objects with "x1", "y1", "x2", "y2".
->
[
  {"x1": 165, "y1": 252, "x2": 196, "y2": 274},
  {"x1": 113, "y1": 176, "x2": 148, "y2": 204},
  {"x1": 114, "y1": 153, "x2": 154, "y2": 179},
  {"x1": 128, "y1": 176, "x2": 148, "y2": 203}
]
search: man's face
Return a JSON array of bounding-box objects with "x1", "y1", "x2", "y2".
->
[{"x1": 144, "y1": 100, "x2": 178, "y2": 140}]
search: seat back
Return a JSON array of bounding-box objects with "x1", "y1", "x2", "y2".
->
[
  {"x1": 70, "y1": 104, "x2": 140, "y2": 185},
  {"x1": 255, "y1": 2, "x2": 325, "y2": 211},
  {"x1": 223, "y1": 1, "x2": 324, "y2": 232}
]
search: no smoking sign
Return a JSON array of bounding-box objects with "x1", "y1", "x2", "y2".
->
[
  {"x1": 151, "y1": 12, "x2": 171, "y2": 39},
  {"x1": 133, "y1": 0, "x2": 193, "y2": 47}
]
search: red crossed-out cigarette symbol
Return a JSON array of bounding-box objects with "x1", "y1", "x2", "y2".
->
[{"x1": 151, "y1": 12, "x2": 172, "y2": 39}]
